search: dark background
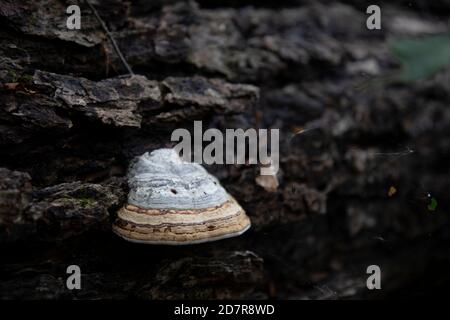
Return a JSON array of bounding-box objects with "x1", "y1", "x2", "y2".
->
[{"x1": 0, "y1": 0, "x2": 449, "y2": 299}]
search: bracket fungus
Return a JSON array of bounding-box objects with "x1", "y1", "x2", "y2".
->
[{"x1": 113, "y1": 149, "x2": 251, "y2": 244}]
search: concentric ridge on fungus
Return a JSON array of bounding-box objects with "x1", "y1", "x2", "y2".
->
[{"x1": 113, "y1": 148, "x2": 251, "y2": 244}]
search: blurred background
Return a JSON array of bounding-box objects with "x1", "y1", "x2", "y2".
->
[{"x1": 0, "y1": 0, "x2": 449, "y2": 299}]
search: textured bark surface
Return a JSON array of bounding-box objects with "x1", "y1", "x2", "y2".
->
[{"x1": 1, "y1": 0, "x2": 449, "y2": 299}]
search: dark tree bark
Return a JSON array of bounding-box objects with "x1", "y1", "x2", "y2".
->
[{"x1": 1, "y1": 0, "x2": 449, "y2": 299}]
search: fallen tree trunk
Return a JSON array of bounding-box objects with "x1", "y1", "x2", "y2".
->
[{"x1": 1, "y1": 0, "x2": 449, "y2": 299}]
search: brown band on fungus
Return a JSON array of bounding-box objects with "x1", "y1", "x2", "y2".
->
[{"x1": 124, "y1": 200, "x2": 230, "y2": 215}]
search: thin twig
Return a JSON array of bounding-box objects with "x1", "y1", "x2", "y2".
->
[
  {"x1": 85, "y1": 0, "x2": 134, "y2": 75},
  {"x1": 372, "y1": 147, "x2": 415, "y2": 158}
]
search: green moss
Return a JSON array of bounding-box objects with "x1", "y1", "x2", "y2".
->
[
  {"x1": 58, "y1": 195, "x2": 97, "y2": 208},
  {"x1": 78, "y1": 197, "x2": 96, "y2": 207},
  {"x1": 6, "y1": 70, "x2": 34, "y2": 84},
  {"x1": 20, "y1": 74, "x2": 34, "y2": 83},
  {"x1": 7, "y1": 70, "x2": 20, "y2": 82}
]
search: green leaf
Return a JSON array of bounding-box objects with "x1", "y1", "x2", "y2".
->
[{"x1": 389, "y1": 35, "x2": 450, "y2": 82}]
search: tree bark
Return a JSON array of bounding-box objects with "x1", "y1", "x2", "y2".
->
[{"x1": 1, "y1": 0, "x2": 449, "y2": 299}]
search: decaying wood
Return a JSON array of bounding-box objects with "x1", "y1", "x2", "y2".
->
[{"x1": 1, "y1": 0, "x2": 449, "y2": 299}]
